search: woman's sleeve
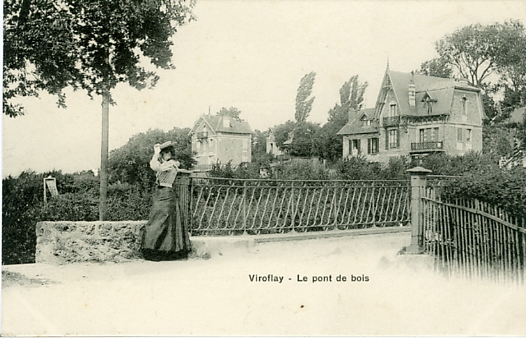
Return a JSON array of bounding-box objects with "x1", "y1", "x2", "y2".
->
[
  {"x1": 150, "y1": 155, "x2": 162, "y2": 171},
  {"x1": 159, "y1": 159, "x2": 179, "y2": 172}
]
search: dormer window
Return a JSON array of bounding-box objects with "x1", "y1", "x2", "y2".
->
[
  {"x1": 422, "y1": 93, "x2": 437, "y2": 115},
  {"x1": 462, "y1": 96, "x2": 468, "y2": 115},
  {"x1": 223, "y1": 116, "x2": 231, "y2": 128},
  {"x1": 360, "y1": 115, "x2": 371, "y2": 126}
]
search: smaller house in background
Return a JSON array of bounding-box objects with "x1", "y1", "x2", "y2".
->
[
  {"x1": 337, "y1": 108, "x2": 378, "y2": 160},
  {"x1": 190, "y1": 114, "x2": 252, "y2": 170},
  {"x1": 266, "y1": 129, "x2": 283, "y2": 156}
]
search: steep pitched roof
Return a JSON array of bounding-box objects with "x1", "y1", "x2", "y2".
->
[
  {"x1": 387, "y1": 70, "x2": 480, "y2": 117},
  {"x1": 337, "y1": 108, "x2": 378, "y2": 135},
  {"x1": 191, "y1": 114, "x2": 252, "y2": 134}
]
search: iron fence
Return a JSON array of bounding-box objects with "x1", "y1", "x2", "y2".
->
[
  {"x1": 421, "y1": 185, "x2": 526, "y2": 284},
  {"x1": 189, "y1": 177, "x2": 410, "y2": 236}
]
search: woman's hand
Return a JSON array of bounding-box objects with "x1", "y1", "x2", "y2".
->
[{"x1": 154, "y1": 144, "x2": 161, "y2": 155}]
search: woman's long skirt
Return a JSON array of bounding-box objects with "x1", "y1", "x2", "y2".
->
[{"x1": 142, "y1": 186, "x2": 191, "y2": 261}]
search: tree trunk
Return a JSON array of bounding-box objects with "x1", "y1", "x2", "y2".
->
[{"x1": 100, "y1": 88, "x2": 110, "y2": 221}]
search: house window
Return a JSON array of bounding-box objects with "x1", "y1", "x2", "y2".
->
[
  {"x1": 457, "y1": 128, "x2": 463, "y2": 141},
  {"x1": 368, "y1": 138, "x2": 379, "y2": 154},
  {"x1": 462, "y1": 96, "x2": 468, "y2": 115},
  {"x1": 423, "y1": 96, "x2": 435, "y2": 115},
  {"x1": 389, "y1": 104, "x2": 397, "y2": 117},
  {"x1": 466, "y1": 129, "x2": 472, "y2": 142},
  {"x1": 351, "y1": 139, "x2": 361, "y2": 155},
  {"x1": 388, "y1": 129, "x2": 399, "y2": 149},
  {"x1": 419, "y1": 127, "x2": 439, "y2": 142},
  {"x1": 361, "y1": 115, "x2": 371, "y2": 127},
  {"x1": 427, "y1": 100, "x2": 433, "y2": 114}
]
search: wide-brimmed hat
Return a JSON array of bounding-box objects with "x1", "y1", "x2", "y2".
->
[{"x1": 159, "y1": 141, "x2": 176, "y2": 151}]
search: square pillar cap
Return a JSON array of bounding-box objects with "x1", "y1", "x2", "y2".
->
[{"x1": 406, "y1": 166, "x2": 432, "y2": 175}]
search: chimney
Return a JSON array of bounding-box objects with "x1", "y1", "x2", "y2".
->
[
  {"x1": 222, "y1": 116, "x2": 231, "y2": 128},
  {"x1": 458, "y1": 78, "x2": 469, "y2": 86},
  {"x1": 409, "y1": 71, "x2": 416, "y2": 107}
]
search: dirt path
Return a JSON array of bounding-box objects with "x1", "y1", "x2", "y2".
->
[{"x1": 2, "y1": 233, "x2": 525, "y2": 336}]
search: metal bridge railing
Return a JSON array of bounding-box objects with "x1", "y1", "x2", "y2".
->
[{"x1": 189, "y1": 178, "x2": 410, "y2": 236}]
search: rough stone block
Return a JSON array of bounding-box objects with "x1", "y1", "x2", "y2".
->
[{"x1": 35, "y1": 221, "x2": 148, "y2": 264}]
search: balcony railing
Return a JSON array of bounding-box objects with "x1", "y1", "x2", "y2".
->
[
  {"x1": 411, "y1": 141, "x2": 444, "y2": 152},
  {"x1": 196, "y1": 131, "x2": 208, "y2": 139},
  {"x1": 383, "y1": 116, "x2": 400, "y2": 127}
]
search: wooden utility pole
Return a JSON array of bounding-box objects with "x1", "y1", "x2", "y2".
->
[{"x1": 100, "y1": 87, "x2": 110, "y2": 221}]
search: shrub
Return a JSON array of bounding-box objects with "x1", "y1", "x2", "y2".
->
[
  {"x1": 417, "y1": 152, "x2": 499, "y2": 176},
  {"x1": 440, "y1": 167, "x2": 526, "y2": 219},
  {"x1": 107, "y1": 183, "x2": 153, "y2": 221},
  {"x1": 276, "y1": 159, "x2": 331, "y2": 181},
  {"x1": 2, "y1": 171, "x2": 46, "y2": 264},
  {"x1": 38, "y1": 192, "x2": 99, "y2": 222},
  {"x1": 334, "y1": 156, "x2": 383, "y2": 180}
]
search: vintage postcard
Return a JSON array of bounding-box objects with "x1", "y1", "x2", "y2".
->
[{"x1": 2, "y1": 0, "x2": 526, "y2": 336}]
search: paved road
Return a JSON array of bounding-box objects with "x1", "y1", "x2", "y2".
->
[{"x1": 2, "y1": 232, "x2": 525, "y2": 336}]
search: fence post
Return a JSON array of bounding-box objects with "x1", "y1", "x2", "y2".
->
[
  {"x1": 175, "y1": 172, "x2": 192, "y2": 232},
  {"x1": 406, "y1": 166, "x2": 432, "y2": 254}
]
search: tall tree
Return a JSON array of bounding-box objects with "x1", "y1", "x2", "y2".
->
[
  {"x1": 435, "y1": 23, "x2": 501, "y2": 87},
  {"x1": 495, "y1": 20, "x2": 526, "y2": 110},
  {"x1": 295, "y1": 72, "x2": 316, "y2": 123},
  {"x1": 329, "y1": 75, "x2": 368, "y2": 124},
  {"x1": 431, "y1": 20, "x2": 526, "y2": 120},
  {"x1": 417, "y1": 58, "x2": 454, "y2": 79},
  {"x1": 287, "y1": 122, "x2": 320, "y2": 157},
  {"x1": 319, "y1": 75, "x2": 368, "y2": 161},
  {"x1": 3, "y1": 0, "x2": 195, "y2": 220},
  {"x1": 216, "y1": 107, "x2": 244, "y2": 121}
]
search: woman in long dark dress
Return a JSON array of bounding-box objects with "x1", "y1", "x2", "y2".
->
[{"x1": 142, "y1": 141, "x2": 191, "y2": 261}]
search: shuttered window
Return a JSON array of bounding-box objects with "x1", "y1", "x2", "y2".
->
[
  {"x1": 368, "y1": 138, "x2": 379, "y2": 154},
  {"x1": 388, "y1": 129, "x2": 399, "y2": 149}
]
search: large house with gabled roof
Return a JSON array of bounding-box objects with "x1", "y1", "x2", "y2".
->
[
  {"x1": 338, "y1": 66, "x2": 486, "y2": 162},
  {"x1": 190, "y1": 114, "x2": 252, "y2": 169}
]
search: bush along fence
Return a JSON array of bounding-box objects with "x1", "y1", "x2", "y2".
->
[{"x1": 406, "y1": 167, "x2": 526, "y2": 284}]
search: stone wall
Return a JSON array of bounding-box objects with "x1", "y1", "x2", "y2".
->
[{"x1": 36, "y1": 221, "x2": 147, "y2": 264}]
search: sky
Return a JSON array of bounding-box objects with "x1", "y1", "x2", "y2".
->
[{"x1": 3, "y1": 0, "x2": 526, "y2": 177}]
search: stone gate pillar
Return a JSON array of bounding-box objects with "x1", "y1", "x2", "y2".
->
[{"x1": 406, "y1": 166, "x2": 432, "y2": 254}]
